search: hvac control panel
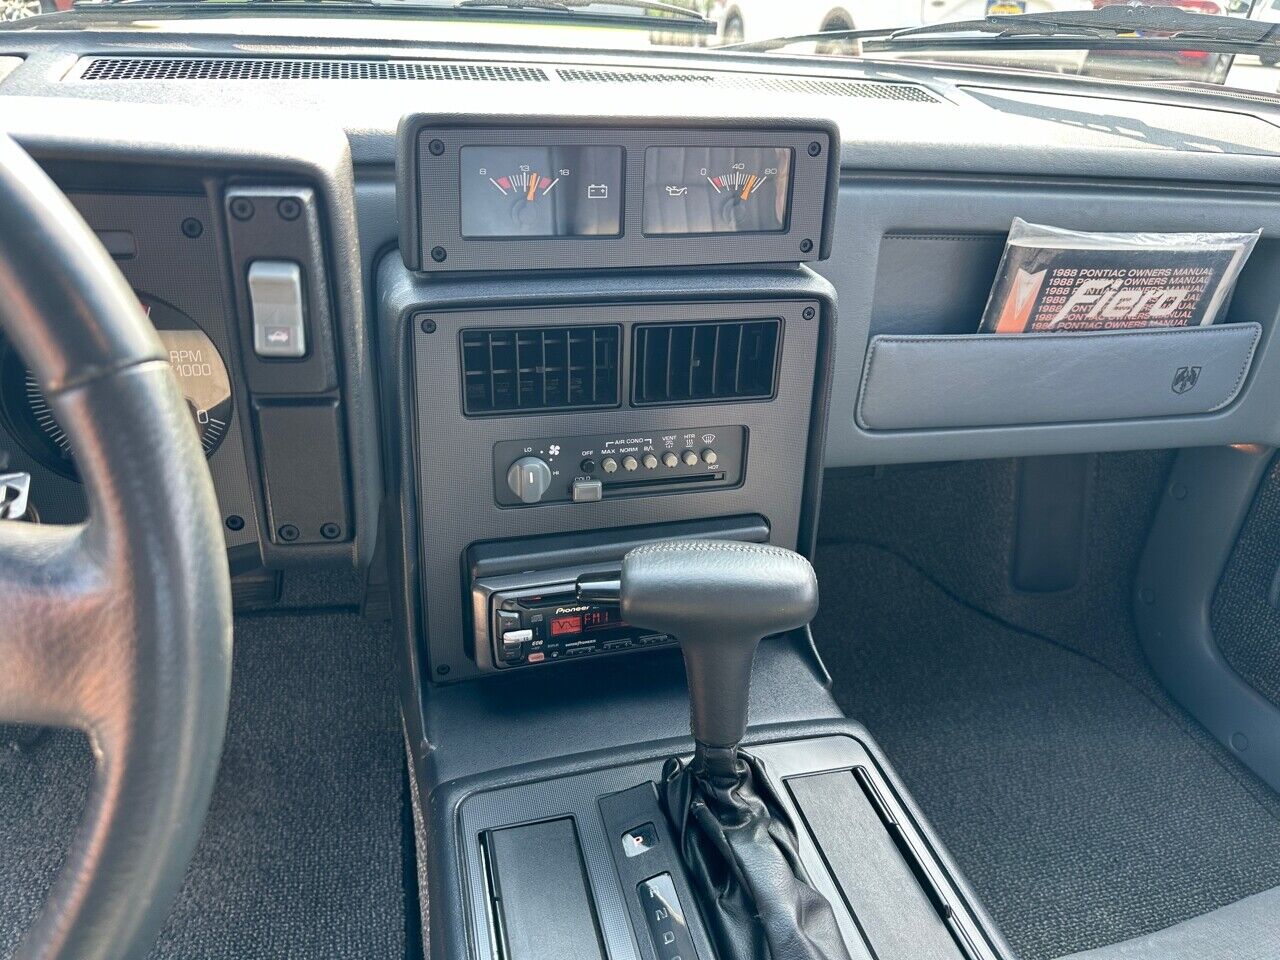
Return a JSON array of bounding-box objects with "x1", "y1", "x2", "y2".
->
[{"x1": 493, "y1": 426, "x2": 746, "y2": 507}]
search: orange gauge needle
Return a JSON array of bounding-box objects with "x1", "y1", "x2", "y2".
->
[
  {"x1": 740, "y1": 174, "x2": 756, "y2": 201},
  {"x1": 527, "y1": 173, "x2": 539, "y2": 201}
]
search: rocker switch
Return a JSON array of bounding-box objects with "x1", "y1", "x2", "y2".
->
[{"x1": 248, "y1": 260, "x2": 307, "y2": 358}]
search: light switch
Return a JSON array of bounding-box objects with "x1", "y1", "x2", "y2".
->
[{"x1": 248, "y1": 260, "x2": 307, "y2": 358}]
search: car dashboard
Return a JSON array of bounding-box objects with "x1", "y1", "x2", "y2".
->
[{"x1": 5, "y1": 23, "x2": 1280, "y2": 960}]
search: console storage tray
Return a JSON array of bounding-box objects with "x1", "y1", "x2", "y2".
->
[{"x1": 856, "y1": 322, "x2": 1262, "y2": 432}]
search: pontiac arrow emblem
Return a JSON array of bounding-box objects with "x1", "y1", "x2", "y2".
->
[{"x1": 1171, "y1": 366, "x2": 1201, "y2": 395}]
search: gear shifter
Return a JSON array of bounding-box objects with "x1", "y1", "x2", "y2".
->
[
  {"x1": 578, "y1": 540, "x2": 852, "y2": 960},
  {"x1": 582, "y1": 539, "x2": 818, "y2": 760}
]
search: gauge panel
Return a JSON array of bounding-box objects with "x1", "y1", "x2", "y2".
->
[
  {"x1": 1, "y1": 294, "x2": 233, "y2": 479},
  {"x1": 459, "y1": 145, "x2": 623, "y2": 238},
  {"x1": 401, "y1": 117, "x2": 838, "y2": 273},
  {"x1": 643, "y1": 146, "x2": 793, "y2": 236}
]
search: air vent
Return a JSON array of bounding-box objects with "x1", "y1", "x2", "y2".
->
[
  {"x1": 461, "y1": 325, "x2": 620, "y2": 416},
  {"x1": 558, "y1": 69, "x2": 716, "y2": 85},
  {"x1": 78, "y1": 58, "x2": 549, "y2": 82},
  {"x1": 556, "y1": 67, "x2": 939, "y2": 102},
  {"x1": 632, "y1": 320, "x2": 780, "y2": 407}
]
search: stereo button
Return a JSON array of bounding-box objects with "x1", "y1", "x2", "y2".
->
[{"x1": 500, "y1": 628, "x2": 532, "y2": 662}]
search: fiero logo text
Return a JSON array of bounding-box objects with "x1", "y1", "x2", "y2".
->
[{"x1": 1051, "y1": 279, "x2": 1193, "y2": 324}]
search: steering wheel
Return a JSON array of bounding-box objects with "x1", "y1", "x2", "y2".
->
[{"x1": 0, "y1": 134, "x2": 232, "y2": 960}]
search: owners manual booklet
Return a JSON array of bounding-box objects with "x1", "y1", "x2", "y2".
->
[{"x1": 980, "y1": 219, "x2": 1260, "y2": 333}]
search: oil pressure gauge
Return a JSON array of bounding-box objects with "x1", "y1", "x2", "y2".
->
[
  {"x1": 643, "y1": 145, "x2": 794, "y2": 236},
  {"x1": 0, "y1": 294, "x2": 233, "y2": 479}
]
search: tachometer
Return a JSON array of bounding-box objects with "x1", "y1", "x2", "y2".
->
[{"x1": 0, "y1": 295, "x2": 232, "y2": 479}]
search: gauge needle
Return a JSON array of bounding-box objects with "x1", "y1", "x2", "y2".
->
[
  {"x1": 740, "y1": 175, "x2": 757, "y2": 201},
  {"x1": 527, "y1": 173, "x2": 539, "y2": 201}
]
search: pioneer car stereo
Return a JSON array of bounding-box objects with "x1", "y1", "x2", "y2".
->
[{"x1": 472, "y1": 564, "x2": 676, "y2": 669}]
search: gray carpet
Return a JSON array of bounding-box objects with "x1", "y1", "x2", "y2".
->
[
  {"x1": 0, "y1": 611, "x2": 406, "y2": 960},
  {"x1": 1212, "y1": 454, "x2": 1280, "y2": 709},
  {"x1": 814, "y1": 541, "x2": 1280, "y2": 960}
]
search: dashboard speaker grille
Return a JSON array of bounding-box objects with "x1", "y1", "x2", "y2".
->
[
  {"x1": 78, "y1": 58, "x2": 549, "y2": 82},
  {"x1": 556, "y1": 67, "x2": 940, "y2": 102},
  {"x1": 461, "y1": 325, "x2": 620, "y2": 415},
  {"x1": 632, "y1": 319, "x2": 780, "y2": 406}
]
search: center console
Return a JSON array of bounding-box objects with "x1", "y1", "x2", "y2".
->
[
  {"x1": 449, "y1": 729, "x2": 1007, "y2": 960},
  {"x1": 383, "y1": 114, "x2": 1012, "y2": 960}
]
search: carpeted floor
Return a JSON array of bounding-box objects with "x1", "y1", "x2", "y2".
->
[
  {"x1": 0, "y1": 610, "x2": 407, "y2": 960},
  {"x1": 813, "y1": 539, "x2": 1280, "y2": 960},
  {"x1": 1212, "y1": 455, "x2": 1280, "y2": 710}
]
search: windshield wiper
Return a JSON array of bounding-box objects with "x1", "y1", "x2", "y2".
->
[
  {"x1": 723, "y1": 3, "x2": 1280, "y2": 55},
  {"x1": 457, "y1": 0, "x2": 706, "y2": 22},
  {"x1": 64, "y1": 0, "x2": 714, "y2": 33}
]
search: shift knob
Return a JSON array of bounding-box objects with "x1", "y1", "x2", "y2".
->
[{"x1": 583, "y1": 540, "x2": 818, "y2": 750}]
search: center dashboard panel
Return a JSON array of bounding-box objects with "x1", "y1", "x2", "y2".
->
[
  {"x1": 397, "y1": 116, "x2": 839, "y2": 273},
  {"x1": 386, "y1": 114, "x2": 838, "y2": 685}
]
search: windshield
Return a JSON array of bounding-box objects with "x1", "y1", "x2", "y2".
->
[{"x1": 9, "y1": 0, "x2": 1280, "y2": 96}]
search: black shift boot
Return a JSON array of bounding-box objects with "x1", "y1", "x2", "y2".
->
[{"x1": 661, "y1": 746, "x2": 852, "y2": 960}]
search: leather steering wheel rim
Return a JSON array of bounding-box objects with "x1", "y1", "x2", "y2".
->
[{"x1": 0, "y1": 134, "x2": 232, "y2": 960}]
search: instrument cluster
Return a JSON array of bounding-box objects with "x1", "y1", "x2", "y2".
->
[{"x1": 0, "y1": 294, "x2": 233, "y2": 479}]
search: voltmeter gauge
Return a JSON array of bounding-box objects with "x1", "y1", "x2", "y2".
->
[
  {"x1": 0, "y1": 295, "x2": 233, "y2": 479},
  {"x1": 459, "y1": 144, "x2": 624, "y2": 239}
]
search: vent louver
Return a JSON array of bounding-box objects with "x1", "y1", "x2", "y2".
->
[
  {"x1": 556, "y1": 67, "x2": 940, "y2": 102},
  {"x1": 78, "y1": 58, "x2": 549, "y2": 82},
  {"x1": 74, "y1": 58, "x2": 938, "y2": 103},
  {"x1": 461, "y1": 325, "x2": 620, "y2": 416},
  {"x1": 632, "y1": 320, "x2": 780, "y2": 407}
]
